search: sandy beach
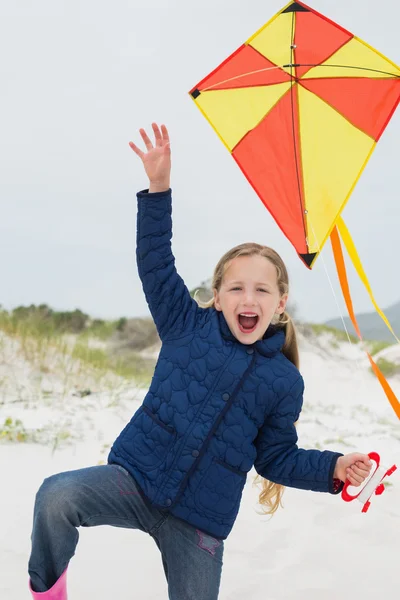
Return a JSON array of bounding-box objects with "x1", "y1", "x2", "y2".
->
[{"x1": 1, "y1": 329, "x2": 399, "y2": 599}]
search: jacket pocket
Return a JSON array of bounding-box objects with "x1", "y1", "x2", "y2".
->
[
  {"x1": 195, "y1": 459, "x2": 247, "y2": 517},
  {"x1": 119, "y1": 406, "x2": 176, "y2": 470}
]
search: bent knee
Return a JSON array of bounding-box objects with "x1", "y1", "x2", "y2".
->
[{"x1": 35, "y1": 472, "x2": 80, "y2": 518}]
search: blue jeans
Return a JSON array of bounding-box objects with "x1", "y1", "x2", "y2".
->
[{"x1": 28, "y1": 464, "x2": 224, "y2": 599}]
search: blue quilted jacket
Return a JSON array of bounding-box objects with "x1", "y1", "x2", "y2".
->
[{"x1": 108, "y1": 188, "x2": 342, "y2": 540}]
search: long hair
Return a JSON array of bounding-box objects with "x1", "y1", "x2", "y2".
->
[{"x1": 196, "y1": 242, "x2": 300, "y2": 516}]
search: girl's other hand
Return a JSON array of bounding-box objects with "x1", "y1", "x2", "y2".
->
[
  {"x1": 334, "y1": 453, "x2": 373, "y2": 486},
  {"x1": 129, "y1": 123, "x2": 171, "y2": 193}
]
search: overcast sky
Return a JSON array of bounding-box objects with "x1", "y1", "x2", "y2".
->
[{"x1": 1, "y1": 0, "x2": 399, "y2": 325}]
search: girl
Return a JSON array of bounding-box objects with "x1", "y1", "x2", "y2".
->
[{"x1": 28, "y1": 123, "x2": 372, "y2": 600}]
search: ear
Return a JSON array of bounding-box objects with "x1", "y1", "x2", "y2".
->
[
  {"x1": 276, "y1": 294, "x2": 288, "y2": 315},
  {"x1": 213, "y1": 289, "x2": 222, "y2": 312}
]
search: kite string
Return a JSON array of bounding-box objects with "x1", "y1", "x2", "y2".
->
[
  {"x1": 309, "y1": 224, "x2": 354, "y2": 346},
  {"x1": 306, "y1": 218, "x2": 372, "y2": 400}
]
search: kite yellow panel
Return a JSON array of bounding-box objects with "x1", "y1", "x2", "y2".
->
[
  {"x1": 298, "y1": 85, "x2": 375, "y2": 252},
  {"x1": 302, "y1": 37, "x2": 400, "y2": 79},
  {"x1": 247, "y1": 12, "x2": 295, "y2": 75},
  {"x1": 194, "y1": 83, "x2": 291, "y2": 151}
]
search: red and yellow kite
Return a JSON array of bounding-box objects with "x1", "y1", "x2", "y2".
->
[{"x1": 189, "y1": 1, "x2": 400, "y2": 417}]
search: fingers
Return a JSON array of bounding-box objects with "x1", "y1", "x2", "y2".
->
[
  {"x1": 354, "y1": 459, "x2": 372, "y2": 474},
  {"x1": 152, "y1": 122, "x2": 170, "y2": 147},
  {"x1": 346, "y1": 460, "x2": 372, "y2": 487},
  {"x1": 352, "y1": 453, "x2": 372, "y2": 467},
  {"x1": 346, "y1": 470, "x2": 363, "y2": 486},
  {"x1": 128, "y1": 128, "x2": 153, "y2": 157},
  {"x1": 139, "y1": 128, "x2": 154, "y2": 151},
  {"x1": 161, "y1": 124, "x2": 170, "y2": 144},
  {"x1": 128, "y1": 141, "x2": 145, "y2": 159},
  {"x1": 152, "y1": 123, "x2": 163, "y2": 146},
  {"x1": 129, "y1": 123, "x2": 170, "y2": 157}
]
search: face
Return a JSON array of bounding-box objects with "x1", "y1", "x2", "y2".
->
[{"x1": 213, "y1": 254, "x2": 288, "y2": 345}]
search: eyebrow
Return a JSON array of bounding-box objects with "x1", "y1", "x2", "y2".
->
[{"x1": 227, "y1": 280, "x2": 271, "y2": 287}]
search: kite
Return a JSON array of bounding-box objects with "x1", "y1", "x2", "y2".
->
[{"x1": 189, "y1": 1, "x2": 400, "y2": 417}]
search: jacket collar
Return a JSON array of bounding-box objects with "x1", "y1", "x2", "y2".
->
[{"x1": 216, "y1": 310, "x2": 285, "y2": 357}]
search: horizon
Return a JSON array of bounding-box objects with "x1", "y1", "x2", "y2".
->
[{"x1": 1, "y1": 294, "x2": 399, "y2": 326}]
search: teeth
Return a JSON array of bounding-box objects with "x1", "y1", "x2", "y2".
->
[{"x1": 239, "y1": 313, "x2": 257, "y2": 317}]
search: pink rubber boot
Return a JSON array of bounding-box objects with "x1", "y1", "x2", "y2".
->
[{"x1": 29, "y1": 568, "x2": 68, "y2": 599}]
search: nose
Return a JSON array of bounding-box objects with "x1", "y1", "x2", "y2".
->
[{"x1": 243, "y1": 290, "x2": 257, "y2": 306}]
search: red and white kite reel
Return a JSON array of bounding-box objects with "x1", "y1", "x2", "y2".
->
[{"x1": 341, "y1": 452, "x2": 397, "y2": 513}]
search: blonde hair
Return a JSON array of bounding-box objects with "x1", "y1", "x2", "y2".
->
[{"x1": 196, "y1": 242, "x2": 300, "y2": 516}]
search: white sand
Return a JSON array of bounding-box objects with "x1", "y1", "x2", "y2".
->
[{"x1": 0, "y1": 330, "x2": 399, "y2": 599}]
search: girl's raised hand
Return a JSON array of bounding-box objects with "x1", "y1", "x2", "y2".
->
[{"x1": 129, "y1": 123, "x2": 171, "y2": 193}]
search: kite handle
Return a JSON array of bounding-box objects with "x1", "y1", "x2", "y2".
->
[{"x1": 341, "y1": 452, "x2": 397, "y2": 512}]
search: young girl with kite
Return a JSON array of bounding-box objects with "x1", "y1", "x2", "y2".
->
[
  {"x1": 28, "y1": 0, "x2": 400, "y2": 597},
  {"x1": 28, "y1": 123, "x2": 372, "y2": 600}
]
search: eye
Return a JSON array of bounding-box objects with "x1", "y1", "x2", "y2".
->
[
  {"x1": 230, "y1": 287, "x2": 241, "y2": 291},
  {"x1": 257, "y1": 288, "x2": 269, "y2": 293}
]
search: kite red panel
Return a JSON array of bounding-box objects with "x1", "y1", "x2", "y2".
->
[
  {"x1": 300, "y1": 77, "x2": 400, "y2": 140},
  {"x1": 294, "y1": 9, "x2": 353, "y2": 78},
  {"x1": 232, "y1": 86, "x2": 307, "y2": 253},
  {"x1": 195, "y1": 45, "x2": 292, "y2": 92}
]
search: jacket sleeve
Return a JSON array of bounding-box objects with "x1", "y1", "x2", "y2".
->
[
  {"x1": 136, "y1": 188, "x2": 200, "y2": 340},
  {"x1": 254, "y1": 374, "x2": 343, "y2": 494}
]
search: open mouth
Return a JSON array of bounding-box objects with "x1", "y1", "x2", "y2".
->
[{"x1": 237, "y1": 313, "x2": 259, "y2": 334}]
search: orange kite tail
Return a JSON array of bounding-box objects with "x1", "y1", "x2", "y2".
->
[{"x1": 330, "y1": 225, "x2": 400, "y2": 419}]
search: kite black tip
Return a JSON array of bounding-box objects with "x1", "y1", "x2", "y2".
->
[
  {"x1": 283, "y1": 2, "x2": 310, "y2": 13},
  {"x1": 299, "y1": 252, "x2": 318, "y2": 268},
  {"x1": 191, "y1": 88, "x2": 201, "y2": 99}
]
